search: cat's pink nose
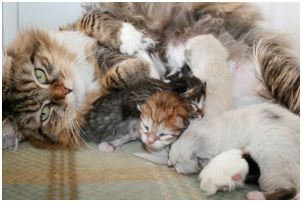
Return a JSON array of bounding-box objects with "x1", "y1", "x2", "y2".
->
[
  {"x1": 147, "y1": 135, "x2": 157, "y2": 144},
  {"x1": 63, "y1": 87, "x2": 72, "y2": 95}
]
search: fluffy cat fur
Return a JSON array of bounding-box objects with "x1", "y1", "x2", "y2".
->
[
  {"x1": 2, "y1": 19, "x2": 163, "y2": 148},
  {"x1": 184, "y1": 34, "x2": 232, "y2": 117},
  {"x1": 82, "y1": 76, "x2": 205, "y2": 152},
  {"x1": 168, "y1": 103, "x2": 299, "y2": 200},
  {"x1": 198, "y1": 149, "x2": 249, "y2": 195},
  {"x1": 92, "y1": 2, "x2": 300, "y2": 114}
]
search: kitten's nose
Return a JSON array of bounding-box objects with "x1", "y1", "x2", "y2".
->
[{"x1": 147, "y1": 135, "x2": 157, "y2": 144}]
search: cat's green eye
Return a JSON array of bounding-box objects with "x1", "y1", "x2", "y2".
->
[
  {"x1": 40, "y1": 105, "x2": 51, "y2": 122},
  {"x1": 35, "y1": 69, "x2": 47, "y2": 84}
]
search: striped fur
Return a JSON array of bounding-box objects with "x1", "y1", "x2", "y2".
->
[{"x1": 93, "y1": 2, "x2": 300, "y2": 114}]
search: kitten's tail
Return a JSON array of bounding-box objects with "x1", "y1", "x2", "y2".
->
[{"x1": 252, "y1": 34, "x2": 300, "y2": 114}]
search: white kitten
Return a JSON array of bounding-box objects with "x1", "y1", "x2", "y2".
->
[
  {"x1": 168, "y1": 103, "x2": 299, "y2": 200},
  {"x1": 199, "y1": 149, "x2": 248, "y2": 195}
]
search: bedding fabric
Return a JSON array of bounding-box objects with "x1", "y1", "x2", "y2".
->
[{"x1": 2, "y1": 141, "x2": 257, "y2": 199}]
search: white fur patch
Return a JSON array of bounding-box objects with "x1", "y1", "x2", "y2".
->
[
  {"x1": 120, "y1": 23, "x2": 155, "y2": 55},
  {"x1": 199, "y1": 149, "x2": 248, "y2": 195},
  {"x1": 166, "y1": 42, "x2": 185, "y2": 75},
  {"x1": 50, "y1": 31, "x2": 101, "y2": 108}
]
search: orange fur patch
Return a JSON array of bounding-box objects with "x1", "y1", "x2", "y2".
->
[{"x1": 141, "y1": 91, "x2": 190, "y2": 133}]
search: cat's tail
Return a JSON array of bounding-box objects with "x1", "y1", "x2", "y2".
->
[{"x1": 252, "y1": 34, "x2": 300, "y2": 114}]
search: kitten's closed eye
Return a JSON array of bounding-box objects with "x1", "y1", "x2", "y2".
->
[{"x1": 144, "y1": 125, "x2": 149, "y2": 131}]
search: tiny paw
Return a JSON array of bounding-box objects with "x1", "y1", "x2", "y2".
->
[
  {"x1": 98, "y1": 142, "x2": 114, "y2": 153},
  {"x1": 246, "y1": 191, "x2": 265, "y2": 200},
  {"x1": 120, "y1": 23, "x2": 155, "y2": 55}
]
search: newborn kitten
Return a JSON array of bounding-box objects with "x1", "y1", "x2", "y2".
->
[
  {"x1": 198, "y1": 149, "x2": 249, "y2": 195},
  {"x1": 138, "y1": 88, "x2": 205, "y2": 152},
  {"x1": 82, "y1": 75, "x2": 205, "y2": 152},
  {"x1": 168, "y1": 103, "x2": 299, "y2": 200}
]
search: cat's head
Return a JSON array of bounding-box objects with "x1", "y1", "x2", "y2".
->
[
  {"x1": 138, "y1": 91, "x2": 193, "y2": 152},
  {"x1": 167, "y1": 64, "x2": 207, "y2": 116},
  {"x1": 2, "y1": 29, "x2": 96, "y2": 149}
]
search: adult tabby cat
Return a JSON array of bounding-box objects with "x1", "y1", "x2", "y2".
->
[{"x1": 2, "y1": 18, "x2": 165, "y2": 148}]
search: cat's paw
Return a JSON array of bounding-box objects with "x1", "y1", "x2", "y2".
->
[
  {"x1": 98, "y1": 142, "x2": 114, "y2": 153},
  {"x1": 246, "y1": 191, "x2": 265, "y2": 200},
  {"x1": 119, "y1": 23, "x2": 155, "y2": 55}
]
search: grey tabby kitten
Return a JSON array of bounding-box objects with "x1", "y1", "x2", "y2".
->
[{"x1": 82, "y1": 73, "x2": 206, "y2": 152}]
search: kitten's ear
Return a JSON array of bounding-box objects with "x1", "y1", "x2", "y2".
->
[
  {"x1": 175, "y1": 116, "x2": 188, "y2": 128},
  {"x1": 137, "y1": 104, "x2": 143, "y2": 112}
]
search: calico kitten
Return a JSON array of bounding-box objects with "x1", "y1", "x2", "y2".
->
[
  {"x1": 82, "y1": 75, "x2": 205, "y2": 152},
  {"x1": 168, "y1": 103, "x2": 299, "y2": 200},
  {"x1": 138, "y1": 89, "x2": 205, "y2": 152},
  {"x1": 94, "y1": 2, "x2": 300, "y2": 114},
  {"x1": 136, "y1": 34, "x2": 231, "y2": 154}
]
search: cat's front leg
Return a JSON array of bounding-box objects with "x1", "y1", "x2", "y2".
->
[{"x1": 119, "y1": 23, "x2": 156, "y2": 56}]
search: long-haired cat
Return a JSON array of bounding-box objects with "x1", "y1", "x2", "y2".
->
[
  {"x1": 82, "y1": 75, "x2": 205, "y2": 152},
  {"x1": 168, "y1": 103, "x2": 299, "y2": 200},
  {"x1": 93, "y1": 2, "x2": 300, "y2": 114},
  {"x1": 2, "y1": 18, "x2": 164, "y2": 149}
]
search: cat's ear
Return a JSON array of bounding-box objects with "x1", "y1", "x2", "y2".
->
[
  {"x1": 175, "y1": 116, "x2": 188, "y2": 128},
  {"x1": 2, "y1": 52, "x2": 13, "y2": 86},
  {"x1": 137, "y1": 104, "x2": 143, "y2": 112}
]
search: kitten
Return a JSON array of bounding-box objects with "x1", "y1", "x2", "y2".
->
[
  {"x1": 82, "y1": 76, "x2": 205, "y2": 152},
  {"x1": 136, "y1": 34, "x2": 231, "y2": 155},
  {"x1": 94, "y1": 2, "x2": 300, "y2": 114},
  {"x1": 2, "y1": 19, "x2": 163, "y2": 149},
  {"x1": 198, "y1": 149, "x2": 249, "y2": 195},
  {"x1": 168, "y1": 103, "x2": 299, "y2": 200}
]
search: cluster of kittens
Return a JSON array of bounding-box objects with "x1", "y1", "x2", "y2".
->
[{"x1": 2, "y1": 3, "x2": 299, "y2": 200}]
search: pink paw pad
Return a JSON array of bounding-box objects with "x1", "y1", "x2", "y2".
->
[
  {"x1": 98, "y1": 142, "x2": 114, "y2": 153},
  {"x1": 246, "y1": 191, "x2": 265, "y2": 200}
]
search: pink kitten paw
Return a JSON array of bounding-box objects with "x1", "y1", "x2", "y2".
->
[
  {"x1": 98, "y1": 142, "x2": 114, "y2": 153},
  {"x1": 246, "y1": 191, "x2": 265, "y2": 200}
]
